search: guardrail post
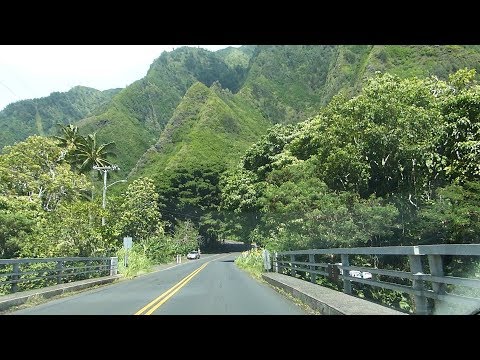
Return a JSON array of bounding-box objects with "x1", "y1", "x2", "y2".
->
[
  {"x1": 11, "y1": 263, "x2": 19, "y2": 293},
  {"x1": 408, "y1": 255, "x2": 428, "y2": 315},
  {"x1": 56, "y1": 261, "x2": 63, "y2": 284},
  {"x1": 341, "y1": 254, "x2": 352, "y2": 295},
  {"x1": 308, "y1": 254, "x2": 316, "y2": 284},
  {"x1": 290, "y1": 254, "x2": 296, "y2": 278},
  {"x1": 273, "y1": 252, "x2": 278, "y2": 273},
  {"x1": 86, "y1": 259, "x2": 92, "y2": 278},
  {"x1": 110, "y1": 257, "x2": 118, "y2": 276},
  {"x1": 104, "y1": 258, "x2": 110, "y2": 275},
  {"x1": 428, "y1": 254, "x2": 446, "y2": 314},
  {"x1": 262, "y1": 249, "x2": 272, "y2": 272}
]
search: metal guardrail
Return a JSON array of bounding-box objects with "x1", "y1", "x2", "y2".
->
[
  {"x1": 0, "y1": 257, "x2": 118, "y2": 294},
  {"x1": 273, "y1": 244, "x2": 480, "y2": 314}
]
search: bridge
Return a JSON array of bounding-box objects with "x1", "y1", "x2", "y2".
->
[{"x1": 1, "y1": 244, "x2": 479, "y2": 315}]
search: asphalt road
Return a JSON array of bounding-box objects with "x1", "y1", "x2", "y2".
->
[{"x1": 10, "y1": 253, "x2": 307, "y2": 315}]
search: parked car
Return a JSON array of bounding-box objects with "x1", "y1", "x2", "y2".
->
[{"x1": 187, "y1": 251, "x2": 200, "y2": 260}]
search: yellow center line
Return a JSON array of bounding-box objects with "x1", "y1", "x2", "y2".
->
[{"x1": 134, "y1": 253, "x2": 231, "y2": 315}]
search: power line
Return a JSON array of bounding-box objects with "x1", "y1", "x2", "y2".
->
[{"x1": 0, "y1": 80, "x2": 19, "y2": 100}]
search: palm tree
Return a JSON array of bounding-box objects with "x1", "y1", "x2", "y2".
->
[
  {"x1": 76, "y1": 132, "x2": 117, "y2": 174},
  {"x1": 75, "y1": 132, "x2": 117, "y2": 202},
  {"x1": 54, "y1": 124, "x2": 83, "y2": 164}
]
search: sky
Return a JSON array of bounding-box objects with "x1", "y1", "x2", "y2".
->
[{"x1": 0, "y1": 45, "x2": 239, "y2": 111}]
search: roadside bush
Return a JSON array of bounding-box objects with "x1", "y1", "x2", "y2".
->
[
  {"x1": 116, "y1": 244, "x2": 152, "y2": 278},
  {"x1": 235, "y1": 248, "x2": 264, "y2": 279}
]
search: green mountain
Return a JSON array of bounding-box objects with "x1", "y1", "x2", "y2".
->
[
  {"x1": 238, "y1": 45, "x2": 480, "y2": 126},
  {"x1": 131, "y1": 81, "x2": 269, "y2": 179},
  {"x1": 4, "y1": 45, "x2": 480, "y2": 182},
  {"x1": 125, "y1": 80, "x2": 270, "y2": 235},
  {"x1": 0, "y1": 86, "x2": 120, "y2": 149},
  {"x1": 216, "y1": 45, "x2": 257, "y2": 68},
  {"x1": 76, "y1": 46, "x2": 255, "y2": 177}
]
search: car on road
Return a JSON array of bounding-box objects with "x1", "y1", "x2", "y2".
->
[{"x1": 187, "y1": 250, "x2": 200, "y2": 260}]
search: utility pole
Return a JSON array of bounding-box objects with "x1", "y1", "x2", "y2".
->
[{"x1": 93, "y1": 165, "x2": 125, "y2": 226}]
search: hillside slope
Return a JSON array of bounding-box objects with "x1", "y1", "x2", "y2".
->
[{"x1": 0, "y1": 86, "x2": 120, "y2": 149}]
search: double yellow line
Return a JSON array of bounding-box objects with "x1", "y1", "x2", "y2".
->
[{"x1": 135, "y1": 261, "x2": 210, "y2": 315}]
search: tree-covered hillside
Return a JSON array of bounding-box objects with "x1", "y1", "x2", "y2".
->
[
  {"x1": 0, "y1": 86, "x2": 120, "y2": 149},
  {"x1": 128, "y1": 80, "x2": 270, "y2": 242},
  {"x1": 239, "y1": 45, "x2": 480, "y2": 126},
  {"x1": 216, "y1": 45, "x2": 257, "y2": 68},
  {"x1": 88, "y1": 45, "x2": 480, "y2": 243},
  {"x1": 221, "y1": 69, "x2": 480, "y2": 250},
  {"x1": 4, "y1": 45, "x2": 480, "y2": 180},
  {"x1": 76, "y1": 46, "x2": 252, "y2": 177}
]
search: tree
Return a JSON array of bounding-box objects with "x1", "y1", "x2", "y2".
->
[
  {"x1": 171, "y1": 219, "x2": 199, "y2": 254},
  {"x1": 116, "y1": 177, "x2": 163, "y2": 244},
  {"x1": 156, "y1": 165, "x2": 224, "y2": 244},
  {"x1": 0, "y1": 136, "x2": 90, "y2": 211},
  {"x1": 220, "y1": 167, "x2": 262, "y2": 241},
  {"x1": 257, "y1": 162, "x2": 398, "y2": 250},
  {"x1": 0, "y1": 195, "x2": 43, "y2": 258},
  {"x1": 242, "y1": 124, "x2": 299, "y2": 179},
  {"x1": 75, "y1": 132, "x2": 117, "y2": 174},
  {"x1": 20, "y1": 199, "x2": 108, "y2": 258},
  {"x1": 433, "y1": 69, "x2": 480, "y2": 183},
  {"x1": 53, "y1": 123, "x2": 83, "y2": 165},
  {"x1": 418, "y1": 181, "x2": 480, "y2": 244}
]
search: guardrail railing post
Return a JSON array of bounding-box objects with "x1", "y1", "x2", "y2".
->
[
  {"x1": 86, "y1": 259, "x2": 91, "y2": 278},
  {"x1": 340, "y1": 254, "x2": 352, "y2": 295},
  {"x1": 309, "y1": 253, "x2": 316, "y2": 284},
  {"x1": 110, "y1": 257, "x2": 118, "y2": 276},
  {"x1": 408, "y1": 254, "x2": 428, "y2": 315},
  {"x1": 290, "y1": 254, "x2": 296, "y2": 278},
  {"x1": 274, "y1": 252, "x2": 278, "y2": 273},
  {"x1": 11, "y1": 263, "x2": 19, "y2": 293},
  {"x1": 428, "y1": 254, "x2": 446, "y2": 314},
  {"x1": 56, "y1": 260, "x2": 63, "y2": 284}
]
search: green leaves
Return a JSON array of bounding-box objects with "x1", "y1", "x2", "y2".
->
[
  {"x1": 75, "y1": 133, "x2": 117, "y2": 174},
  {"x1": 116, "y1": 177, "x2": 162, "y2": 244},
  {"x1": 0, "y1": 195, "x2": 43, "y2": 258},
  {"x1": 435, "y1": 81, "x2": 480, "y2": 183},
  {"x1": 221, "y1": 68, "x2": 480, "y2": 251},
  {"x1": 20, "y1": 200, "x2": 108, "y2": 258},
  {"x1": 0, "y1": 135, "x2": 90, "y2": 211},
  {"x1": 418, "y1": 181, "x2": 480, "y2": 244}
]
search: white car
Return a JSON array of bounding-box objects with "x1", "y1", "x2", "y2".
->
[{"x1": 187, "y1": 251, "x2": 200, "y2": 260}]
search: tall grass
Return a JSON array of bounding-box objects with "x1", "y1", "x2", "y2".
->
[{"x1": 234, "y1": 248, "x2": 264, "y2": 280}]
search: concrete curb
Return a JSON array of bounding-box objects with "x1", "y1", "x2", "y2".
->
[
  {"x1": 262, "y1": 272, "x2": 406, "y2": 315},
  {"x1": 0, "y1": 275, "x2": 121, "y2": 312}
]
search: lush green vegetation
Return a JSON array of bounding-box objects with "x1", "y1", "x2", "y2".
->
[
  {"x1": 76, "y1": 46, "x2": 251, "y2": 179},
  {"x1": 221, "y1": 69, "x2": 480, "y2": 249},
  {"x1": 216, "y1": 45, "x2": 256, "y2": 69},
  {"x1": 0, "y1": 132, "x2": 200, "y2": 266},
  {"x1": 220, "y1": 69, "x2": 480, "y2": 312},
  {"x1": 4, "y1": 46, "x2": 480, "y2": 183},
  {"x1": 2, "y1": 47, "x2": 480, "y2": 309},
  {"x1": 129, "y1": 81, "x2": 270, "y2": 247},
  {"x1": 234, "y1": 248, "x2": 264, "y2": 280}
]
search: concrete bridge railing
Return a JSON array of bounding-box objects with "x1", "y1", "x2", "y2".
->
[
  {"x1": 0, "y1": 257, "x2": 118, "y2": 295},
  {"x1": 273, "y1": 244, "x2": 480, "y2": 314}
]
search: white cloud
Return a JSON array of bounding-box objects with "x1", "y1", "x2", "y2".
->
[{"x1": 0, "y1": 45, "x2": 240, "y2": 111}]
